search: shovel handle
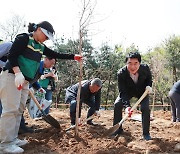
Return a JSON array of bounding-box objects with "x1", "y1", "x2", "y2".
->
[
  {"x1": 131, "y1": 89, "x2": 149, "y2": 111},
  {"x1": 29, "y1": 90, "x2": 43, "y2": 111}
]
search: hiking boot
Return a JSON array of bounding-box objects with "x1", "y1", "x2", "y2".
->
[
  {"x1": 143, "y1": 134, "x2": 152, "y2": 141},
  {"x1": 0, "y1": 144, "x2": 24, "y2": 153},
  {"x1": 12, "y1": 138, "x2": 28, "y2": 147}
]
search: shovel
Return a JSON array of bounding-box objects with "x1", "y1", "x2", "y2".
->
[
  {"x1": 103, "y1": 89, "x2": 149, "y2": 137},
  {"x1": 29, "y1": 90, "x2": 61, "y2": 129},
  {"x1": 65, "y1": 114, "x2": 96, "y2": 132}
]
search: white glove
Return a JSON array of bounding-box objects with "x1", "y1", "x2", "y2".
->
[
  {"x1": 146, "y1": 86, "x2": 152, "y2": 94},
  {"x1": 95, "y1": 110, "x2": 100, "y2": 118},
  {"x1": 15, "y1": 72, "x2": 25, "y2": 90},
  {"x1": 38, "y1": 88, "x2": 46, "y2": 94},
  {"x1": 125, "y1": 107, "x2": 133, "y2": 117}
]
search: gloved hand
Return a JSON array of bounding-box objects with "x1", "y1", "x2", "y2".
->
[
  {"x1": 94, "y1": 110, "x2": 100, "y2": 118},
  {"x1": 125, "y1": 107, "x2": 133, "y2": 117},
  {"x1": 74, "y1": 54, "x2": 82, "y2": 62},
  {"x1": 146, "y1": 86, "x2": 152, "y2": 94},
  {"x1": 15, "y1": 72, "x2": 25, "y2": 90},
  {"x1": 38, "y1": 88, "x2": 46, "y2": 94}
]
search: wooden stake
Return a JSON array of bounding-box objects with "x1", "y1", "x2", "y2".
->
[{"x1": 75, "y1": 30, "x2": 83, "y2": 136}]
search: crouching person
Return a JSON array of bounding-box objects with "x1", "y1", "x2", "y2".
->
[{"x1": 65, "y1": 78, "x2": 102, "y2": 127}]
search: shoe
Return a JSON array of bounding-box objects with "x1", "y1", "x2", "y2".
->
[
  {"x1": 12, "y1": 138, "x2": 28, "y2": 147},
  {"x1": 18, "y1": 127, "x2": 34, "y2": 134},
  {"x1": 0, "y1": 144, "x2": 24, "y2": 153},
  {"x1": 70, "y1": 124, "x2": 76, "y2": 129},
  {"x1": 143, "y1": 134, "x2": 152, "y2": 141},
  {"x1": 87, "y1": 121, "x2": 98, "y2": 126}
]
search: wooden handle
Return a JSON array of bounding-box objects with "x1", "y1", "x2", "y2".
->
[{"x1": 29, "y1": 90, "x2": 43, "y2": 111}]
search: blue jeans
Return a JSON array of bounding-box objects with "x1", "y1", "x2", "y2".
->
[{"x1": 43, "y1": 88, "x2": 53, "y2": 114}]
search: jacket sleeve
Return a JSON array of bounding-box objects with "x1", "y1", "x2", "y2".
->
[
  {"x1": 145, "y1": 65, "x2": 152, "y2": 87},
  {"x1": 0, "y1": 42, "x2": 12, "y2": 58},
  {"x1": 43, "y1": 46, "x2": 75, "y2": 60},
  {"x1": 117, "y1": 70, "x2": 131, "y2": 108},
  {"x1": 31, "y1": 82, "x2": 41, "y2": 90},
  {"x1": 8, "y1": 34, "x2": 29, "y2": 67}
]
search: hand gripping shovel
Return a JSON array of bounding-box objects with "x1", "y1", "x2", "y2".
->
[
  {"x1": 103, "y1": 89, "x2": 149, "y2": 137},
  {"x1": 29, "y1": 90, "x2": 61, "y2": 129}
]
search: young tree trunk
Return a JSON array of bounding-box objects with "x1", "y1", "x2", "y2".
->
[{"x1": 105, "y1": 75, "x2": 111, "y2": 110}]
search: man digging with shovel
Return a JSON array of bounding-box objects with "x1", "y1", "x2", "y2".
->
[{"x1": 112, "y1": 52, "x2": 153, "y2": 141}]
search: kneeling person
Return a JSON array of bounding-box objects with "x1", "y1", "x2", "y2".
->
[{"x1": 65, "y1": 78, "x2": 102, "y2": 127}]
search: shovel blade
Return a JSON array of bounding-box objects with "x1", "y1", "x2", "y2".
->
[
  {"x1": 42, "y1": 114, "x2": 61, "y2": 129},
  {"x1": 102, "y1": 123, "x2": 120, "y2": 137}
]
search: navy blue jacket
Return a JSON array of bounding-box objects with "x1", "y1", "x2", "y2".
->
[{"x1": 65, "y1": 80, "x2": 101, "y2": 110}]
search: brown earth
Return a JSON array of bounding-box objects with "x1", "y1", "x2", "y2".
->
[{"x1": 20, "y1": 109, "x2": 180, "y2": 154}]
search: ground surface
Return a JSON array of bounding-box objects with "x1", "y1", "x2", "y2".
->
[{"x1": 20, "y1": 109, "x2": 180, "y2": 154}]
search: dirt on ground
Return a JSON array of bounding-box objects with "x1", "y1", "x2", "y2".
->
[{"x1": 20, "y1": 108, "x2": 180, "y2": 154}]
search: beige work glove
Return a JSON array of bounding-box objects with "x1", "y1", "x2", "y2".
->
[{"x1": 15, "y1": 72, "x2": 25, "y2": 90}]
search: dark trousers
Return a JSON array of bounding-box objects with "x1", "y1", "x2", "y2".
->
[
  {"x1": 169, "y1": 91, "x2": 180, "y2": 122},
  {"x1": 113, "y1": 95, "x2": 150, "y2": 135},
  {"x1": 69, "y1": 98, "x2": 96, "y2": 125},
  {"x1": 20, "y1": 114, "x2": 26, "y2": 129},
  {"x1": 44, "y1": 88, "x2": 53, "y2": 114}
]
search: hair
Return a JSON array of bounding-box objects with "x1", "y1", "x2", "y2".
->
[
  {"x1": 45, "y1": 56, "x2": 56, "y2": 62},
  {"x1": 27, "y1": 21, "x2": 55, "y2": 34},
  {"x1": 28, "y1": 23, "x2": 37, "y2": 33},
  {"x1": 125, "y1": 52, "x2": 141, "y2": 63},
  {"x1": 91, "y1": 78, "x2": 102, "y2": 88}
]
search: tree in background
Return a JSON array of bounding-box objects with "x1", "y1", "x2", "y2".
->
[
  {"x1": 164, "y1": 35, "x2": 180, "y2": 83},
  {"x1": 144, "y1": 47, "x2": 172, "y2": 112},
  {"x1": 0, "y1": 14, "x2": 26, "y2": 41}
]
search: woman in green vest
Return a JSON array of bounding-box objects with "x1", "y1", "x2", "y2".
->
[{"x1": 0, "y1": 21, "x2": 82, "y2": 153}]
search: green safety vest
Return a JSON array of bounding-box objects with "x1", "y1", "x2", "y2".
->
[{"x1": 18, "y1": 36, "x2": 45, "y2": 80}]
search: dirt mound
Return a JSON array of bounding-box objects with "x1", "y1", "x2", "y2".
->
[{"x1": 20, "y1": 109, "x2": 180, "y2": 154}]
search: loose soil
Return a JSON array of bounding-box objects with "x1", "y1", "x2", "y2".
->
[{"x1": 20, "y1": 109, "x2": 180, "y2": 154}]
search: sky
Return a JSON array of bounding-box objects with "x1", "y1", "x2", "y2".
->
[{"x1": 0, "y1": 0, "x2": 180, "y2": 52}]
